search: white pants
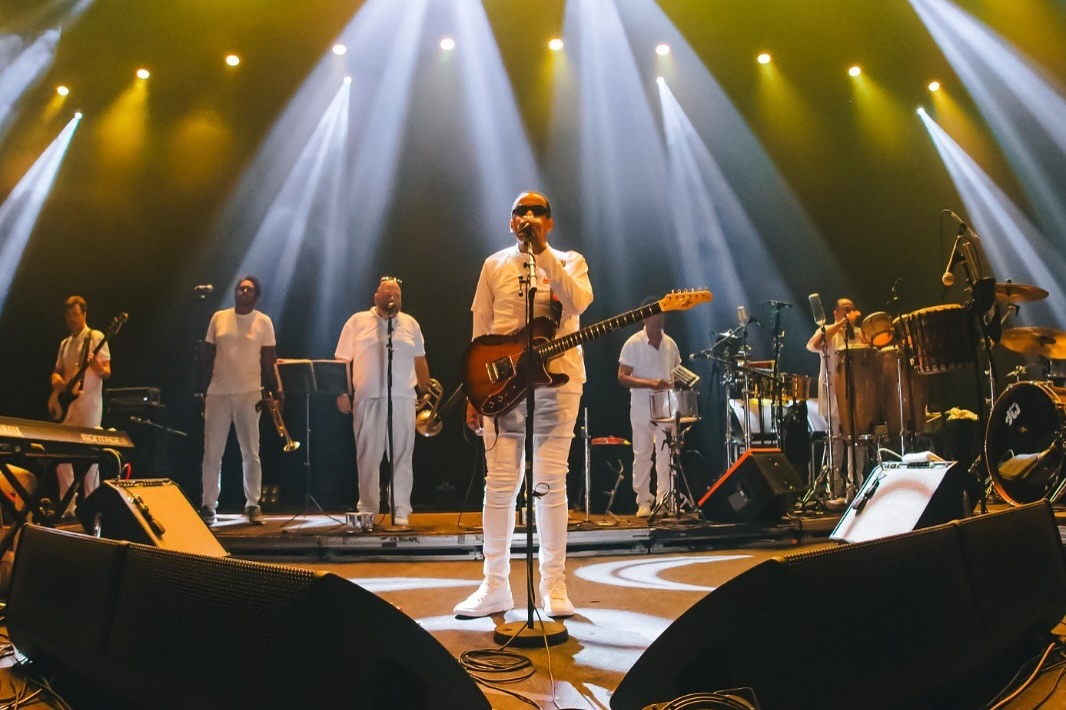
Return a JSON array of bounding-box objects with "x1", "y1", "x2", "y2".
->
[
  {"x1": 57, "y1": 394, "x2": 101, "y2": 512},
  {"x1": 352, "y1": 396, "x2": 415, "y2": 518},
  {"x1": 629, "y1": 393, "x2": 671, "y2": 508},
  {"x1": 480, "y1": 390, "x2": 580, "y2": 590},
  {"x1": 201, "y1": 391, "x2": 262, "y2": 510}
]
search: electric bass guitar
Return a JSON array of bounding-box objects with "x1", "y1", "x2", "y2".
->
[
  {"x1": 48, "y1": 312, "x2": 128, "y2": 421},
  {"x1": 464, "y1": 290, "x2": 712, "y2": 417}
]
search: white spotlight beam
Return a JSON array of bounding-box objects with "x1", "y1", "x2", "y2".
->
[
  {"x1": 918, "y1": 111, "x2": 1066, "y2": 326},
  {"x1": 0, "y1": 113, "x2": 81, "y2": 313},
  {"x1": 910, "y1": 0, "x2": 1066, "y2": 250},
  {"x1": 0, "y1": 29, "x2": 61, "y2": 140},
  {"x1": 450, "y1": 0, "x2": 541, "y2": 241}
]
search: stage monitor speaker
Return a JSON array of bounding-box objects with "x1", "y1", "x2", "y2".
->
[
  {"x1": 611, "y1": 502, "x2": 1066, "y2": 710},
  {"x1": 8, "y1": 525, "x2": 490, "y2": 710},
  {"x1": 830, "y1": 459, "x2": 976, "y2": 543},
  {"x1": 77, "y1": 478, "x2": 227, "y2": 557},
  {"x1": 698, "y1": 449, "x2": 804, "y2": 523}
]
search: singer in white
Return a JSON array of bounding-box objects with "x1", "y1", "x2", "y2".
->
[
  {"x1": 806, "y1": 296, "x2": 869, "y2": 507},
  {"x1": 617, "y1": 297, "x2": 681, "y2": 517},
  {"x1": 335, "y1": 277, "x2": 431, "y2": 526},
  {"x1": 455, "y1": 191, "x2": 593, "y2": 619}
]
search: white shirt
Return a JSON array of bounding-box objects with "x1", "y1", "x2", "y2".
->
[
  {"x1": 471, "y1": 243, "x2": 593, "y2": 392},
  {"x1": 56, "y1": 326, "x2": 110, "y2": 400},
  {"x1": 619, "y1": 328, "x2": 681, "y2": 405},
  {"x1": 206, "y1": 308, "x2": 276, "y2": 395},
  {"x1": 335, "y1": 309, "x2": 425, "y2": 403}
]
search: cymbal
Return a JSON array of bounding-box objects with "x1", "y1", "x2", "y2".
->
[
  {"x1": 591, "y1": 436, "x2": 631, "y2": 446},
  {"x1": 995, "y1": 282, "x2": 1048, "y2": 303},
  {"x1": 1000, "y1": 326, "x2": 1066, "y2": 359}
]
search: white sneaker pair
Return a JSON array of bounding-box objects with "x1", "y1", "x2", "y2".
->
[{"x1": 635, "y1": 504, "x2": 653, "y2": 518}]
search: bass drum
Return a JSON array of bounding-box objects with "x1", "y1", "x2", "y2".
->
[{"x1": 985, "y1": 381, "x2": 1066, "y2": 505}]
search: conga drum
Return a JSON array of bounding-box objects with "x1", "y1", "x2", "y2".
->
[{"x1": 834, "y1": 345, "x2": 880, "y2": 436}]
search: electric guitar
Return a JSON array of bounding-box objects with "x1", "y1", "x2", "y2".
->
[
  {"x1": 48, "y1": 312, "x2": 128, "y2": 421},
  {"x1": 464, "y1": 290, "x2": 712, "y2": 417}
]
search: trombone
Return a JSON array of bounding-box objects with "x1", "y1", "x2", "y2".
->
[{"x1": 257, "y1": 389, "x2": 300, "y2": 452}]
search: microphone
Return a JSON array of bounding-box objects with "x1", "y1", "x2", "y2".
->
[
  {"x1": 766, "y1": 300, "x2": 792, "y2": 308},
  {"x1": 737, "y1": 305, "x2": 748, "y2": 327},
  {"x1": 194, "y1": 284, "x2": 214, "y2": 295},
  {"x1": 808, "y1": 293, "x2": 826, "y2": 327},
  {"x1": 942, "y1": 237, "x2": 963, "y2": 287},
  {"x1": 517, "y1": 222, "x2": 534, "y2": 242},
  {"x1": 386, "y1": 300, "x2": 397, "y2": 316},
  {"x1": 688, "y1": 350, "x2": 712, "y2": 361}
]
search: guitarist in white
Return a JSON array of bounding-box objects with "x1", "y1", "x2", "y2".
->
[
  {"x1": 50, "y1": 295, "x2": 111, "y2": 514},
  {"x1": 454, "y1": 191, "x2": 593, "y2": 620}
]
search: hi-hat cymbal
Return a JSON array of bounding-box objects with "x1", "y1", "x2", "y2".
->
[
  {"x1": 995, "y1": 282, "x2": 1048, "y2": 303},
  {"x1": 1000, "y1": 326, "x2": 1066, "y2": 359}
]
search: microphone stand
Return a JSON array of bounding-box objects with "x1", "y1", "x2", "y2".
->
[
  {"x1": 799, "y1": 316, "x2": 837, "y2": 509},
  {"x1": 495, "y1": 237, "x2": 567, "y2": 647},
  {"x1": 768, "y1": 304, "x2": 786, "y2": 444},
  {"x1": 382, "y1": 308, "x2": 407, "y2": 532}
]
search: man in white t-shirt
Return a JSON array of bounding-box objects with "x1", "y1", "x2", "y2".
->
[
  {"x1": 51, "y1": 295, "x2": 111, "y2": 514},
  {"x1": 199, "y1": 276, "x2": 279, "y2": 525},
  {"x1": 618, "y1": 300, "x2": 681, "y2": 517},
  {"x1": 335, "y1": 277, "x2": 431, "y2": 526}
]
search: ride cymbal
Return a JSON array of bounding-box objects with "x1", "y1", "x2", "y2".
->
[{"x1": 1000, "y1": 326, "x2": 1066, "y2": 359}]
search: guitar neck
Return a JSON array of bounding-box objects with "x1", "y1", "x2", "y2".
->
[{"x1": 535, "y1": 303, "x2": 662, "y2": 361}]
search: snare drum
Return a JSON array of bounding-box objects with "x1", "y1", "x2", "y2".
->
[
  {"x1": 650, "y1": 389, "x2": 699, "y2": 424},
  {"x1": 898, "y1": 304, "x2": 976, "y2": 374},
  {"x1": 861, "y1": 311, "x2": 895, "y2": 348},
  {"x1": 985, "y1": 381, "x2": 1066, "y2": 505}
]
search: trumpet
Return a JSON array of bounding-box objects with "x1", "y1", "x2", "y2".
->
[
  {"x1": 257, "y1": 389, "x2": 300, "y2": 452},
  {"x1": 415, "y1": 378, "x2": 444, "y2": 437}
]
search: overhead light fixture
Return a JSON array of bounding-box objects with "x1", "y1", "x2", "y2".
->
[
  {"x1": 440, "y1": 37, "x2": 455, "y2": 51},
  {"x1": 757, "y1": 53, "x2": 771, "y2": 65},
  {"x1": 136, "y1": 68, "x2": 150, "y2": 80},
  {"x1": 655, "y1": 44, "x2": 670, "y2": 56},
  {"x1": 225, "y1": 54, "x2": 240, "y2": 67},
  {"x1": 928, "y1": 80, "x2": 941, "y2": 92},
  {"x1": 56, "y1": 85, "x2": 69, "y2": 96},
  {"x1": 332, "y1": 44, "x2": 347, "y2": 56},
  {"x1": 848, "y1": 65, "x2": 862, "y2": 77}
]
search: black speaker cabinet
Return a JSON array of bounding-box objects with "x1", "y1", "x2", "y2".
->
[
  {"x1": 698, "y1": 448, "x2": 804, "y2": 523},
  {"x1": 8, "y1": 525, "x2": 490, "y2": 710},
  {"x1": 77, "y1": 478, "x2": 226, "y2": 557},
  {"x1": 612, "y1": 502, "x2": 1066, "y2": 710},
  {"x1": 830, "y1": 459, "x2": 976, "y2": 543}
]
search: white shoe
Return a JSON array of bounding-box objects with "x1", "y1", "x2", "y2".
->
[
  {"x1": 635, "y1": 504, "x2": 652, "y2": 518},
  {"x1": 541, "y1": 581, "x2": 575, "y2": 618},
  {"x1": 453, "y1": 583, "x2": 514, "y2": 617},
  {"x1": 393, "y1": 516, "x2": 410, "y2": 526}
]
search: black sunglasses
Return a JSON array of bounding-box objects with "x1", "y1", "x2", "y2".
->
[{"x1": 512, "y1": 204, "x2": 550, "y2": 218}]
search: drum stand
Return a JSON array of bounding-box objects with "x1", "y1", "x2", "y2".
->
[
  {"x1": 599, "y1": 459, "x2": 625, "y2": 526},
  {"x1": 649, "y1": 413, "x2": 700, "y2": 523},
  {"x1": 799, "y1": 322, "x2": 839, "y2": 510}
]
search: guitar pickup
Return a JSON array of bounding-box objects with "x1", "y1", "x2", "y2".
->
[{"x1": 486, "y1": 357, "x2": 515, "y2": 384}]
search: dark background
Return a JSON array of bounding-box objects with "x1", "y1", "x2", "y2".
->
[{"x1": 0, "y1": 0, "x2": 1063, "y2": 513}]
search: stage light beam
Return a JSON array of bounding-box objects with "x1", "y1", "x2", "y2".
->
[{"x1": 0, "y1": 113, "x2": 82, "y2": 314}]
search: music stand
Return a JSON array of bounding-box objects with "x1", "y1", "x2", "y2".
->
[{"x1": 276, "y1": 359, "x2": 349, "y2": 528}]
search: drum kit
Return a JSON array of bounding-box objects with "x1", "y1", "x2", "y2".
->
[{"x1": 986, "y1": 288, "x2": 1066, "y2": 506}]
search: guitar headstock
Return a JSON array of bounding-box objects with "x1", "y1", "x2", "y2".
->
[
  {"x1": 659, "y1": 289, "x2": 713, "y2": 312},
  {"x1": 109, "y1": 312, "x2": 129, "y2": 334}
]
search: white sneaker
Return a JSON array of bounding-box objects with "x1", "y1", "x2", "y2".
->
[
  {"x1": 635, "y1": 504, "x2": 652, "y2": 518},
  {"x1": 453, "y1": 583, "x2": 514, "y2": 617},
  {"x1": 393, "y1": 516, "x2": 410, "y2": 526},
  {"x1": 540, "y1": 581, "x2": 575, "y2": 618}
]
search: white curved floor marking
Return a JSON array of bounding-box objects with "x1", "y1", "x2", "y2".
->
[
  {"x1": 575, "y1": 554, "x2": 751, "y2": 592},
  {"x1": 346, "y1": 576, "x2": 481, "y2": 593}
]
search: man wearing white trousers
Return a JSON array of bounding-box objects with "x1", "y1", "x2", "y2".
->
[
  {"x1": 455, "y1": 191, "x2": 593, "y2": 619},
  {"x1": 335, "y1": 277, "x2": 431, "y2": 526},
  {"x1": 199, "y1": 276, "x2": 279, "y2": 525},
  {"x1": 618, "y1": 302, "x2": 680, "y2": 517}
]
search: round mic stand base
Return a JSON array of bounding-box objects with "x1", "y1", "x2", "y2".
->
[{"x1": 494, "y1": 619, "x2": 568, "y2": 647}]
